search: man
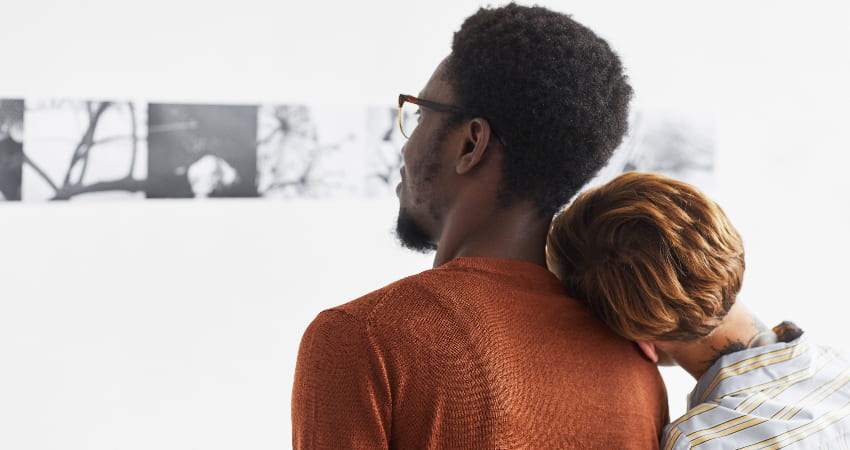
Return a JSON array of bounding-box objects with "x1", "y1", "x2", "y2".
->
[
  {"x1": 547, "y1": 171, "x2": 850, "y2": 449},
  {"x1": 293, "y1": 4, "x2": 668, "y2": 448}
]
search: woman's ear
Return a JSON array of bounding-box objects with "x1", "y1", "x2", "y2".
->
[{"x1": 637, "y1": 340, "x2": 660, "y2": 363}]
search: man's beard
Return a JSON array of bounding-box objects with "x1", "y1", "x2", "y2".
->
[
  {"x1": 393, "y1": 117, "x2": 454, "y2": 254},
  {"x1": 395, "y1": 207, "x2": 437, "y2": 253}
]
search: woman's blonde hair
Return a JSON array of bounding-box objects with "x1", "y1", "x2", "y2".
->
[{"x1": 547, "y1": 172, "x2": 744, "y2": 341}]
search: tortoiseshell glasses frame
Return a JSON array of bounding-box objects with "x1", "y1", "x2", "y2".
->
[{"x1": 397, "y1": 94, "x2": 504, "y2": 146}]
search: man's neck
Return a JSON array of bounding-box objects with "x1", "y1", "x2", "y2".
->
[
  {"x1": 431, "y1": 200, "x2": 551, "y2": 268},
  {"x1": 665, "y1": 302, "x2": 777, "y2": 380}
]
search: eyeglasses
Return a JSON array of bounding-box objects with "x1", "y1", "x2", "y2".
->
[{"x1": 397, "y1": 94, "x2": 505, "y2": 146}]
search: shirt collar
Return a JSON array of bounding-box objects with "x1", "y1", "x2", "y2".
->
[{"x1": 689, "y1": 333, "x2": 811, "y2": 408}]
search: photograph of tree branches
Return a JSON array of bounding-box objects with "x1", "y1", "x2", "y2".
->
[
  {"x1": 588, "y1": 105, "x2": 715, "y2": 193},
  {"x1": 257, "y1": 103, "x2": 410, "y2": 199},
  {"x1": 362, "y1": 106, "x2": 404, "y2": 198},
  {"x1": 257, "y1": 104, "x2": 354, "y2": 199},
  {"x1": 22, "y1": 100, "x2": 147, "y2": 201}
]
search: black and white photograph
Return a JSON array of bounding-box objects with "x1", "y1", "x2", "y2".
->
[
  {"x1": 147, "y1": 103, "x2": 258, "y2": 199},
  {"x1": 362, "y1": 106, "x2": 404, "y2": 198},
  {"x1": 256, "y1": 103, "x2": 363, "y2": 199},
  {"x1": 22, "y1": 100, "x2": 147, "y2": 201},
  {"x1": 0, "y1": 99, "x2": 24, "y2": 201},
  {"x1": 590, "y1": 105, "x2": 716, "y2": 192}
]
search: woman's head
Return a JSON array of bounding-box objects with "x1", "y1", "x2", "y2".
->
[{"x1": 547, "y1": 172, "x2": 745, "y2": 342}]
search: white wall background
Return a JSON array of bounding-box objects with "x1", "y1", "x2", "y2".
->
[{"x1": 1, "y1": 1, "x2": 849, "y2": 448}]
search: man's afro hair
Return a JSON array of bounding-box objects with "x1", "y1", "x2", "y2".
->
[{"x1": 444, "y1": 3, "x2": 632, "y2": 216}]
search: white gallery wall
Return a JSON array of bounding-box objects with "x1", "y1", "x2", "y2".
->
[{"x1": 1, "y1": 1, "x2": 849, "y2": 448}]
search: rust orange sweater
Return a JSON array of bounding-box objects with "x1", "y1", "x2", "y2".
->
[{"x1": 293, "y1": 257, "x2": 668, "y2": 449}]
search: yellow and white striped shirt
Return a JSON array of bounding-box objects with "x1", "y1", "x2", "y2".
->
[{"x1": 663, "y1": 333, "x2": 850, "y2": 449}]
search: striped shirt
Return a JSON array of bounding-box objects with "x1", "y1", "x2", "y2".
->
[{"x1": 663, "y1": 327, "x2": 850, "y2": 449}]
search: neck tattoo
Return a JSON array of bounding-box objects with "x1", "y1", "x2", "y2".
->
[{"x1": 702, "y1": 315, "x2": 776, "y2": 369}]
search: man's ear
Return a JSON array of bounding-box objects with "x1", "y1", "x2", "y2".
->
[
  {"x1": 637, "y1": 340, "x2": 660, "y2": 363},
  {"x1": 455, "y1": 118, "x2": 492, "y2": 175}
]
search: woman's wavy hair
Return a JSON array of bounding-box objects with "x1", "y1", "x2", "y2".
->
[{"x1": 547, "y1": 172, "x2": 745, "y2": 341}]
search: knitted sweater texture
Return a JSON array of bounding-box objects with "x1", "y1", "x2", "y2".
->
[{"x1": 292, "y1": 257, "x2": 668, "y2": 449}]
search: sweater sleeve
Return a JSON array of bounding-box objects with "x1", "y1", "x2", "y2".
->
[{"x1": 292, "y1": 309, "x2": 391, "y2": 449}]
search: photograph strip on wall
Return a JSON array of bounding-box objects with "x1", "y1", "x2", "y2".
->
[{"x1": 0, "y1": 98, "x2": 715, "y2": 202}]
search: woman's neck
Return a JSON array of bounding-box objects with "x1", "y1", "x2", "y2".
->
[{"x1": 663, "y1": 302, "x2": 776, "y2": 380}]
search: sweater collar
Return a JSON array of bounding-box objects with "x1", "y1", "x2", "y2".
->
[{"x1": 436, "y1": 257, "x2": 565, "y2": 295}]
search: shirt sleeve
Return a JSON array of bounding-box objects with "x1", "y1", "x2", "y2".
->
[
  {"x1": 661, "y1": 425, "x2": 693, "y2": 450},
  {"x1": 292, "y1": 309, "x2": 392, "y2": 449}
]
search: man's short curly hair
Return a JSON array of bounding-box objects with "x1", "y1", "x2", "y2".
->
[
  {"x1": 444, "y1": 3, "x2": 632, "y2": 216},
  {"x1": 546, "y1": 172, "x2": 745, "y2": 342}
]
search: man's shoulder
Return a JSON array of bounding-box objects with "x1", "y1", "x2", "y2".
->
[
  {"x1": 295, "y1": 273, "x2": 439, "y2": 372},
  {"x1": 299, "y1": 268, "x2": 472, "y2": 363},
  {"x1": 327, "y1": 268, "x2": 451, "y2": 324}
]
